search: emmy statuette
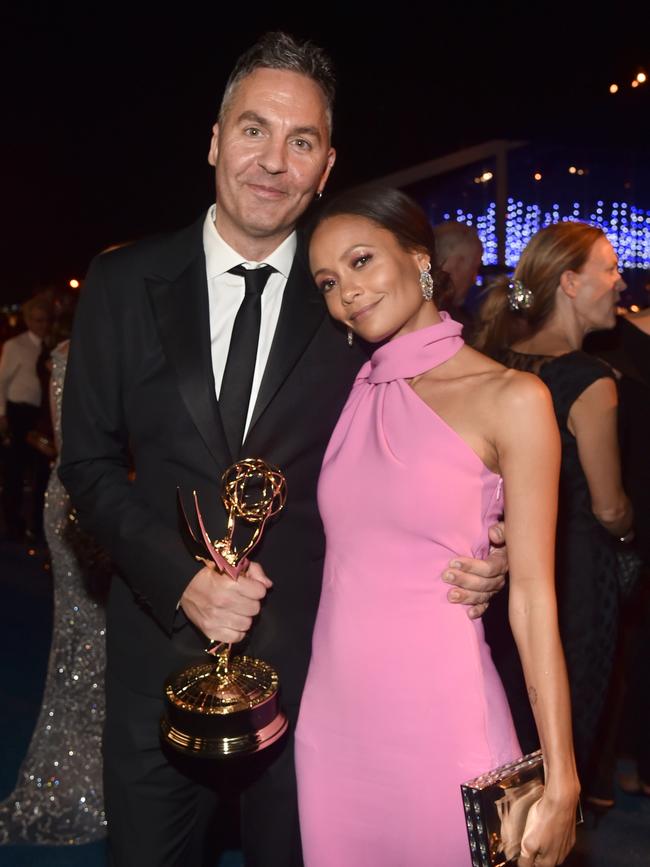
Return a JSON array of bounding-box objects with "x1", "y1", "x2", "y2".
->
[{"x1": 160, "y1": 458, "x2": 288, "y2": 758}]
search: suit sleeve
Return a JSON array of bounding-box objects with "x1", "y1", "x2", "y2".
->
[{"x1": 59, "y1": 254, "x2": 197, "y2": 634}]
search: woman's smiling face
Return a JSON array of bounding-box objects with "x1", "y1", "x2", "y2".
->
[{"x1": 310, "y1": 214, "x2": 439, "y2": 343}]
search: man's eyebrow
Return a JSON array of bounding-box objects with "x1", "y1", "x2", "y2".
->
[
  {"x1": 235, "y1": 112, "x2": 322, "y2": 142},
  {"x1": 291, "y1": 126, "x2": 322, "y2": 141},
  {"x1": 236, "y1": 111, "x2": 270, "y2": 126}
]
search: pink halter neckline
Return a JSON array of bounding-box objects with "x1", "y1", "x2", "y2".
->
[{"x1": 364, "y1": 312, "x2": 464, "y2": 384}]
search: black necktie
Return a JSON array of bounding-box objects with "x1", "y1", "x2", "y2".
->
[{"x1": 219, "y1": 264, "x2": 275, "y2": 457}]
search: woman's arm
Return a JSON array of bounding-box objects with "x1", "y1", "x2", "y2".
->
[
  {"x1": 495, "y1": 371, "x2": 579, "y2": 867},
  {"x1": 568, "y1": 376, "x2": 633, "y2": 537}
]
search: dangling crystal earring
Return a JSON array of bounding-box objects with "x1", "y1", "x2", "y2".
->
[
  {"x1": 420, "y1": 263, "x2": 434, "y2": 302},
  {"x1": 347, "y1": 328, "x2": 354, "y2": 346}
]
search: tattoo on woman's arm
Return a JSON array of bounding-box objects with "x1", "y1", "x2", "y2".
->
[{"x1": 528, "y1": 685, "x2": 538, "y2": 706}]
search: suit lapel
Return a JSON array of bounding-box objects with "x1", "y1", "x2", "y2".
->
[
  {"x1": 246, "y1": 246, "x2": 325, "y2": 438},
  {"x1": 147, "y1": 251, "x2": 231, "y2": 466}
]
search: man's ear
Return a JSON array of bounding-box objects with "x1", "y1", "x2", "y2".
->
[
  {"x1": 207, "y1": 122, "x2": 219, "y2": 167},
  {"x1": 316, "y1": 147, "x2": 336, "y2": 196}
]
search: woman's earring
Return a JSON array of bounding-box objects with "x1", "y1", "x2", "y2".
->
[
  {"x1": 347, "y1": 328, "x2": 354, "y2": 346},
  {"x1": 420, "y1": 263, "x2": 434, "y2": 302}
]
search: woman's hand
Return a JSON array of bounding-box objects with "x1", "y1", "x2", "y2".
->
[{"x1": 517, "y1": 781, "x2": 580, "y2": 866}]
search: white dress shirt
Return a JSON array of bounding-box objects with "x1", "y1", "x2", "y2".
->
[
  {"x1": 0, "y1": 330, "x2": 43, "y2": 415},
  {"x1": 203, "y1": 205, "x2": 297, "y2": 438}
]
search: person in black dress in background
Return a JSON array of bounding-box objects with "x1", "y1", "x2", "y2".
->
[
  {"x1": 585, "y1": 306, "x2": 650, "y2": 803},
  {"x1": 586, "y1": 305, "x2": 650, "y2": 568},
  {"x1": 474, "y1": 222, "x2": 634, "y2": 790}
]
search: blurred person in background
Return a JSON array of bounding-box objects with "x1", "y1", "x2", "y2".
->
[
  {"x1": 0, "y1": 295, "x2": 52, "y2": 542},
  {"x1": 474, "y1": 222, "x2": 634, "y2": 804},
  {"x1": 0, "y1": 300, "x2": 110, "y2": 845},
  {"x1": 433, "y1": 221, "x2": 483, "y2": 339},
  {"x1": 583, "y1": 300, "x2": 650, "y2": 808}
]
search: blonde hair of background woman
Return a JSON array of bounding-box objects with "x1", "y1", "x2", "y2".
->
[{"x1": 474, "y1": 222, "x2": 604, "y2": 355}]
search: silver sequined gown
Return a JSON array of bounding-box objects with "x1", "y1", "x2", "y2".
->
[{"x1": 0, "y1": 344, "x2": 110, "y2": 844}]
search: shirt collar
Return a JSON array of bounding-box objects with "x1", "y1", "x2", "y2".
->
[
  {"x1": 203, "y1": 204, "x2": 297, "y2": 280},
  {"x1": 26, "y1": 330, "x2": 42, "y2": 348}
]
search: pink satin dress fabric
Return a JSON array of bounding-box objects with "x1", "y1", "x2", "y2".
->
[{"x1": 295, "y1": 315, "x2": 521, "y2": 866}]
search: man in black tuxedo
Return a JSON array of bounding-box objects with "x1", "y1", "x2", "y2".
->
[{"x1": 60, "y1": 32, "x2": 505, "y2": 867}]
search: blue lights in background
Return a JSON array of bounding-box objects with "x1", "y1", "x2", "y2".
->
[{"x1": 441, "y1": 199, "x2": 650, "y2": 269}]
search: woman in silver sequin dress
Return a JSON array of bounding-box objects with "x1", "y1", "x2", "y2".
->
[{"x1": 0, "y1": 341, "x2": 110, "y2": 844}]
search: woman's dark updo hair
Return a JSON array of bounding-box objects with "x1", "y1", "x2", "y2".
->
[{"x1": 309, "y1": 185, "x2": 449, "y2": 294}]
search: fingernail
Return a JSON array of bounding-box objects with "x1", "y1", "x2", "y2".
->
[
  {"x1": 450, "y1": 560, "x2": 461, "y2": 569},
  {"x1": 449, "y1": 590, "x2": 461, "y2": 601},
  {"x1": 443, "y1": 572, "x2": 454, "y2": 583}
]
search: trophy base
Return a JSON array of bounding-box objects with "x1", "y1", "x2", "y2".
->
[
  {"x1": 161, "y1": 710, "x2": 288, "y2": 757},
  {"x1": 161, "y1": 653, "x2": 289, "y2": 758}
]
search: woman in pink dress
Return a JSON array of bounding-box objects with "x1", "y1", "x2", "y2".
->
[{"x1": 294, "y1": 188, "x2": 579, "y2": 867}]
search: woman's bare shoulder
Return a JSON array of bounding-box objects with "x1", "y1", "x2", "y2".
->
[
  {"x1": 456, "y1": 346, "x2": 545, "y2": 396},
  {"x1": 443, "y1": 348, "x2": 554, "y2": 438},
  {"x1": 495, "y1": 367, "x2": 551, "y2": 408},
  {"x1": 486, "y1": 369, "x2": 559, "y2": 465}
]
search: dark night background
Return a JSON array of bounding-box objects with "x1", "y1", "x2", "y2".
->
[{"x1": 2, "y1": 2, "x2": 649, "y2": 303}]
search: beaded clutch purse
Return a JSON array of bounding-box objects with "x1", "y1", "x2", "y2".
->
[{"x1": 461, "y1": 750, "x2": 545, "y2": 867}]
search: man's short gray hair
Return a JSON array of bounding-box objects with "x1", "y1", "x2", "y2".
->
[
  {"x1": 218, "y1": 31, "x2": 336, "y2": 133},
  {"x1": 432, "y1": 222, "x2": 482, "y2": 260}
]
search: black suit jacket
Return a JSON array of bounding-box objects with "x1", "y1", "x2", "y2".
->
[{"x1": 59, "y1": 215, "x2": 367, "y2": 714}]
